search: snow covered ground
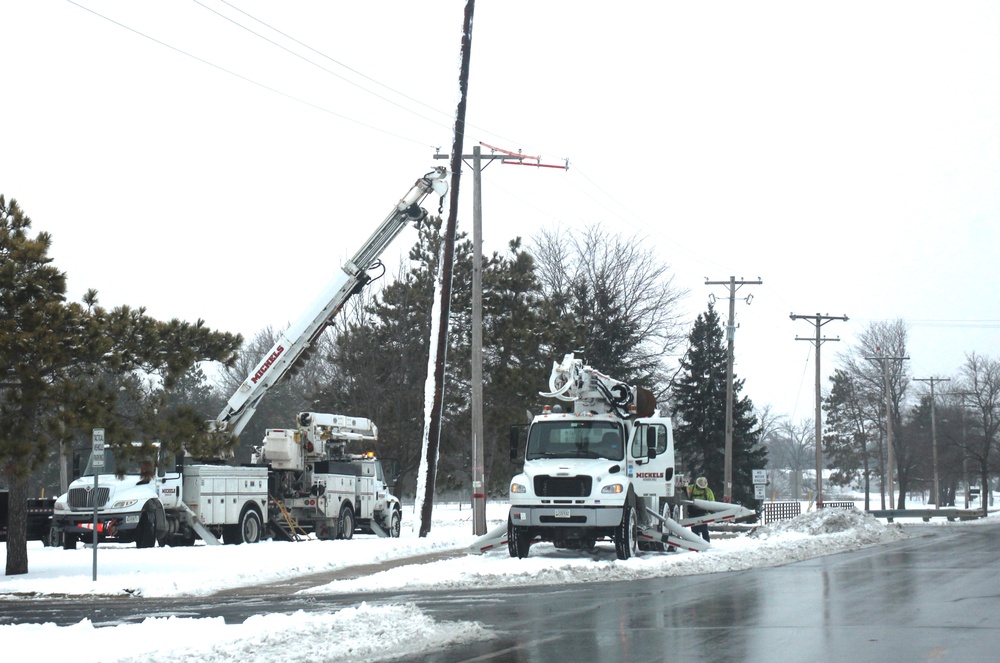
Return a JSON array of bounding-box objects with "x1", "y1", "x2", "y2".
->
[{"x1": 1, "y1": 501, "x2": 991, "y2": 662}]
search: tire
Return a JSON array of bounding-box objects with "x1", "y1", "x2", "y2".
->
[
  {"x1": 507, "y1": 515, "x2": 531, "y2": 559},
  {"x1": 136, "y1": 511, "x2": 157, "y2": 549},
  {"x1": 62, "y1": 532, "x2": 78, "y2": 550},
  {"x1": 238, "y1": 508, "x2": 263, "y2": 544},
  {"x1": 225, "y1": 508, "x2": 262, "y2": 545},
  {"x1": 338, "y1": 504, "x2": 355, "y2": 540},
  {"x1": 388, "y1": 510, "x2": 401, "y2": 538},
  {"x1": 615, "y1": 503, "x2": 638, "y2": 560}
]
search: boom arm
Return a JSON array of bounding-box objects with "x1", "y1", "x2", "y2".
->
[
  {"x1": 541, "y1": 353, "x2": 655, "y2": 418},
  {"x1": 213, "y1": 168, "x2": 449, "y2": 438}
]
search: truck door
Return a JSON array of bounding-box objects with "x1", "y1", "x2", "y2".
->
[
  {"x1": 373, "y1": 461, "x2": 388, "y2": 514},
  {"x1": 630, "y1": 420, "x2": 675, "y2": 503}
]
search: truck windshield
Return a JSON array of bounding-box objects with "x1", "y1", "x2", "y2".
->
[
  {"x1": 525, "y1": 421, "x2": 625, "y2": 461},
  {"x1": 81, "y1": 446, "x2": 157, "y2": 479}
]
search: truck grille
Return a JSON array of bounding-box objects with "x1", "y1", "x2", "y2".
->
[
  {"x1": 533, "y1": 476, "x2": 592, "y2": 497},
  {"x1": 67, "y1": 487, "x2": 110, "y2": 510}
]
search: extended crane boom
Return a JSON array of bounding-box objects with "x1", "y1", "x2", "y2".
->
[{"x1": 213, "y1": 167, "x2": 449, "y2": 438}]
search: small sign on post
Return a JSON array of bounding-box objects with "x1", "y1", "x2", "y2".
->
[
  {"x1": 92, "y1": 428, "x2": 105, "y2": 581},
  {"x1": 752, "y1": 469, "x2": 767, "y2": 485},
  {"x1": 754, "y1": 484, "x2": 767, "y2": 500}
]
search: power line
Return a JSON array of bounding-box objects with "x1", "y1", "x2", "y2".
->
[
  {"x1": 195, "y1": 0, "x2": 454, "y2": 133},
  {"x1": 66, "y1": 0, "x2": 436, "y2": 147}
]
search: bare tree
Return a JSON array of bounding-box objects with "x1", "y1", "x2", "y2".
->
[
  {"x1": 766, "y1": 418, "x2": 815, "y2": 499},
  {"x1": 531, "y1": 224, "x2": 687, "y2": 396},
  {"x1": 957, "y1": 352, "x2": 1000, "y2": 515},
  {"x1": 836, "y1": 319, "x2": 912, "y2": 506}
]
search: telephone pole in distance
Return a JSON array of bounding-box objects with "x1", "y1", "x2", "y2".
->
[
  {"x1": 790, "y1": 312, "x2": 848, "y2": 508},
  {"x1": 705, "y1": 276, "x2": 762, "y2": 502},
  {"x1": 914, "y1": 376, "x2": 950, "y2": 508}
]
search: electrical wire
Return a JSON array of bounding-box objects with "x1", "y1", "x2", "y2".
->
[{"x1": 65, "y1": 0, "x2": 436, "y2": 147}]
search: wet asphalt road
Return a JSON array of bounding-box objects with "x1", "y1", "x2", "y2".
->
[{"x1": 2, "y1": 523, "x2": 998, "y2": 662}]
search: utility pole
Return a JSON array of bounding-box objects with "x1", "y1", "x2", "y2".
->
[
  {"x1": 865, "y1": 351, "x2": 908, "y2": 510},
  {"x1": 790, "y1": 312, "x2": 848, "y2": 508},
  {"x1": 914, "y1": 376, "x2": 949, "y2": 507},
  {"x1": 434, "y1": 143, "x2": 566, "y2": 535},
  {"x1": 417, "y1": 0, "x2": 475, "y2": 538},
  {"x1": 950, "y1": 391, "x2": 975, "y2": 509},
  {"x1": 705, "y1": 276, "x2": 761, "y2": 502}
]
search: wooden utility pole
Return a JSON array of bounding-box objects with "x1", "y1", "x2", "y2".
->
[
  {"x1": 434, "y1": 144, "x2": 566, "y2": 535},
  {"x1": 790, "y1": 312, "x2": 848, "y2": 508},
  {"x1": 951, "y1": 391, "x2": 975, "y2": 509},
  {"x1": 418, "y1": 0, "x2": 475, "y2": 538},
  {"x1": 865, "y1": 352, "x2": 908, "y2": 510},
  {"x1": 915, "y1": 376, "x2": 949, "y2": 507},
  {"x1": 705, "y1": 277, "x2": 761, "y2": 502}
]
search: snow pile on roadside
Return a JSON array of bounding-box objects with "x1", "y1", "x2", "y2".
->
[
  {"x1": 751, "y1": 507, "x2": 903, "y2": 540},
  {"x1": 302, "y1": 510, "x2": 912, "y2": 596},
  {"x1": 9, "y1": 603, "x2": 493, "y2": 663}
]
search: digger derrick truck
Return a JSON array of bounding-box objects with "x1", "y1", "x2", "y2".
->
[
  {"x1": 503, "y1": 353, "x2": 753, "y2": 560},
  {"x1": 51, "y1": 169, "x2": 447, "y2": 548},
  {"x1": 257, "y1": 412, "x2": 401, "y2": 540}
]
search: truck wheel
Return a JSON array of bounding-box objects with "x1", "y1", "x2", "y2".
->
[
  {"x1": 62, "y1": 532, "x2": 78, "y2": 550},
  {"x1": 238, "y1": 508, "x2": 263, "y2": 544},
  {"x1": 388, "y1": 510, "x2": 401, "y2": 538},
  {"x1": 507, "y1": 515, "x2": 531, "y2": 559},
  {"x1": 615, "y1": 503, "x2": 638, "y2": 560},
  {"x1": 338, "y1": 504, "x2": 354, "y2": 540},
  {"x1": 136, "y1": 511, "x2": 157, "y2": 549}
]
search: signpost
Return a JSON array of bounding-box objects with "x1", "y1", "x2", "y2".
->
[
  {"x1": 91, "y1": 429, "x2": 104, "y2": 581},
  {"x1": 752, "y1": 469, "x2": 767, "y2": 501}
]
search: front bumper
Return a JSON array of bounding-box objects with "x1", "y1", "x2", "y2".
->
[
  {"x1": 509, "y1": 504, "x2": 624, "y2": 528},
  {"x1": 53, "y1": 510, "x2": 144, "y2": 537}
]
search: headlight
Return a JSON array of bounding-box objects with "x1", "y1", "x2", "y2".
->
[
  {"x1": 601, "y1": 484, "x2": 624, "y2": 494},
  {"x1": 510, "y1": 483, "x2": 527, "y2": 494},
  {"x1": 54, "y1": 500, "x2": 67, "y2": 511},
  {"x1": 112, "y1": 499, "x2": 138, "y2": 509}
]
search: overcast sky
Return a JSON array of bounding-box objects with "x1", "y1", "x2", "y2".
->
[{"x1": 4, "y1": 1, "x2": 999, "y2": 421}]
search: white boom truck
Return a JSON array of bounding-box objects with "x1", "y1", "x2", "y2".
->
[
  {"x1": 495, "y1": 353, "x2": 753, "y2": 560},
  {"x1": 257, "y1": 412, "x2": 402, "y2": 540},
  {"x1": 52, "y1": 169, "x2": 448, "y2": 548}
]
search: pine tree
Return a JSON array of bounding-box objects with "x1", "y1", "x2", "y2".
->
[
  {"x1": 1, "y1": 196, "x2": 240, "y2": 575},
  {"x1": 671, "y1": 303, "x2": 767, "y2": 506}
]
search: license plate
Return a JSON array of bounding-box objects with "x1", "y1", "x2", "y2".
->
[
  {"x1": 554, "y1": 509, "x2": 571, "y2": 518},
  {"x1": 125, "y1": 515, "x2": 140, "y2": 524}
]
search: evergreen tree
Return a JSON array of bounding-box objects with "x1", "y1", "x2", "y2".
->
[
  {"x1": 313, "y1": 216, "x2": 473, "y2": 497},
  {"x1": 671, "y1": 303, "x2": 766, "y2": 506},
  {"x1": 823, "y1": 368, "x2": 879, "y2": 507},
  {"x1": 1, "y1": 196, "x2": 240, "y2": 575}
]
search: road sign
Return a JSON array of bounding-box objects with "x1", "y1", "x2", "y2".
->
[
  {"x1": 92, "y1": 429, "x2": 105, "y2": 469},
  {"x1": 752, "y1": 469, "x2": 767, "y2": 485},
  {"x1": 754, "y1": 484, "x2": 767, "y2": 499}
]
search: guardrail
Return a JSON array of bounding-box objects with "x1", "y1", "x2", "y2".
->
[{"x1": 868, "y1": 508, "x2": 986, "y2": 522}]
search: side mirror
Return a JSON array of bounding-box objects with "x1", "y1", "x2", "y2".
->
[
  {"x1": 509, "y1": 425, "x2": 524, "y2": 463},
  {"x1": 646, "y1": 428, "x2": 658, "y2": 460}
]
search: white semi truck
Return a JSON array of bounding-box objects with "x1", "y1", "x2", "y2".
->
[
  {"x1": 52, "y1": 169, "x2": 448, "y2": 548},
  {"x1": 490, "y1": 353, "x2": 753, "y2": 560}
]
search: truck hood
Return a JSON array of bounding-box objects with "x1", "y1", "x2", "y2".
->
[
  {"x1": 520, "y1": 458, "x2": 625, "y2": 482},
  {"x1": 55, "y1": 474, "x2": 155, "y2": 510}
]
